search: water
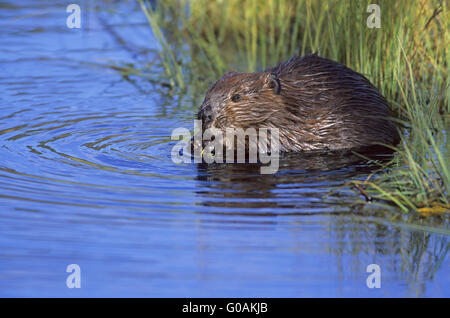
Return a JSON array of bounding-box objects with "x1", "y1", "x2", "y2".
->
[{"x1": 0, "y1": 1, "x2": 448, "y2": 297}]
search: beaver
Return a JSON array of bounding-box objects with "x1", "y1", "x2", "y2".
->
[{"x1": 196, "y1": 54, "x2": 400, "y2": 153}]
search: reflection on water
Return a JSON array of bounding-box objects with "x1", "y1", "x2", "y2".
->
[
  {"x1": 195, "y1": 150, "x2": 390, "y2": 211},
  {"x1": 0, "y1": 1, "x2": 448, "y2": 297}
]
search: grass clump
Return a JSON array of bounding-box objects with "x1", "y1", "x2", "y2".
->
[{"x1": 138, "y1": 0, "x2": 449, "y2": 212}]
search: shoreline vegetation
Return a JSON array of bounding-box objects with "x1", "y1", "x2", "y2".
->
[{"x1": 136, "y1": 0, "x2": 449, "y2": 214}]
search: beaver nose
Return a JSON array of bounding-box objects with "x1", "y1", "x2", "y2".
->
[{"x1": 198, "y1": 104, "x2": 213, "y2": 126}]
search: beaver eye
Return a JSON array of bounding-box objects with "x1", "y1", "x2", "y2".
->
[{"x1": 231, "y1": 94, "x2": 241, "y2": 102}]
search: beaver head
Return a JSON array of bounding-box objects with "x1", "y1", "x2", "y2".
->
[{"x1": 197, "y1": 71, "x2": 282, "y2": 132}]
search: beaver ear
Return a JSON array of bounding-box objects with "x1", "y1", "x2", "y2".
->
[{"x1": 266, "y1": 73, "x2": 281, "y2": 95}]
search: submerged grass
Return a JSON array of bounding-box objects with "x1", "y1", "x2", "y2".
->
[{"x1": 138, "y1": 0, "x2": 449, "y2": 212}]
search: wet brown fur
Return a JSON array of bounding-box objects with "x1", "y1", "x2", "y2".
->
[{"x1": 197, "y1": 54, "x2": 400, "y2": 152}]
